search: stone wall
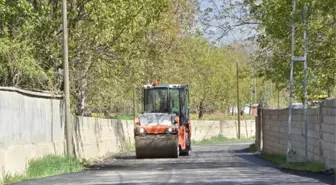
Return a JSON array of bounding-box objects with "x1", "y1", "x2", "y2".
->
[{"x1": 259, "y1": 99, "x2": 335, "y2": 169}]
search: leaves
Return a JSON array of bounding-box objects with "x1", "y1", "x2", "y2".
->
[{"x1": 0, "y1": 0, "x2": 258, "y2": 116}]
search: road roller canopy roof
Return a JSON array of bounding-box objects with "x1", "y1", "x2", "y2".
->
[{"x1": 143, "y1": 84, "x2": 188, "y2": 89}]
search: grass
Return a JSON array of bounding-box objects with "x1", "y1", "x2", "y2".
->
[
  {"x1": 3, "y1": 155, "x2": 85, "y2": 184},
  {"x1": 248, "y1": 143, "x2": 257, "y2": 153},
  {"x1": 192, "y1": 134, "x2": 255, "y2": 145},
  {"x1": 3, "y1": 173, "x2": 26, "y2": 185},
  {"x1": 120, "y1": 142, "x2": 136, "y2": 152},
  {"x1": 281, "y1": 162, "x2": 327, "y2": 172},
  {"x1": 113, "y1": 114, "x2": 133, "y2": 120},
  {"x1": 248, "y1": 150, "x2": 328, "y2": 173},
  {"x1": 260, "y1": 152, "x2": 287, "y2": 165}
]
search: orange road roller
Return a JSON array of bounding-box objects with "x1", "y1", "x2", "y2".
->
[{"x1": 134, "y1": 81, "x2": 192, "y2": 158}]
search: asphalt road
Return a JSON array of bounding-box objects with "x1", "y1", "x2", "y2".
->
[{"x1": 14, "y1": 142, "x2": 335, "y2": 185}]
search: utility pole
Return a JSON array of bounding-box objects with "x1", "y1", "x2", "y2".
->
[
  {"x1": 287, "y1": 0, "x2": 296, "y2": 164},
  {"x1": 303, "y1": 4, "x2": 308, "y2": 164},
  {"x1": 62, "y1": 0, "x2": 73, "y2": 156},
  {"x1": 236, "y1": 62, "x2": 240, "y2": 139},
  {"x1": 288, "y1": 0, "x2": 308, "y2": 163}
]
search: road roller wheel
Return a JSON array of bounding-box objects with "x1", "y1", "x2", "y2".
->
[
  {"x1": 135, "y1": 150, "x2": 143, "y2": 159},
  {"x1": 180, "y1": 147, "x2": 190, "y2": 156}
]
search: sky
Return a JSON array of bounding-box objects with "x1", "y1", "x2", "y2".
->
[{"x1": 196, "y1": 0, "x2": 258, "y2": 45}]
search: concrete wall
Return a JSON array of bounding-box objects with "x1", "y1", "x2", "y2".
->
[
  {"x1": 259, "y1": 99, "x2": 336, "y2": 169},
  {"x1": 73, "y1": 117, "x2": 135, "y2": 160},
  {"x1": 0, "y1": 87, "x2": 255, "y2": 182},
  {"x1": 0, "y1": 87, "x2": 65, "y2": 183},
  {"x1": 191, "y1": 120, "x2": 255, "y2": 141},
  {"x1": 72, "y1": 118, "x2": 255, "y2": 160}
]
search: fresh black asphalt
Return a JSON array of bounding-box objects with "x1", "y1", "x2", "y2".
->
[{"x1": 13, "y1": 142, "x2": 335, "y2": 185}]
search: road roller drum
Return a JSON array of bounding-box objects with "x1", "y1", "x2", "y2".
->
[{"x1": 135, "y1": 135, "x2": 179, "y2": 158}]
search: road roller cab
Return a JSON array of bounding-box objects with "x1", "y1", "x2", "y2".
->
[{"x1": 134, "y1": 81, "x2": 192, "y2": 158}]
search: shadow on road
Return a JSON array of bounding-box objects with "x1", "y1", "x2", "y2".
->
[
  {"x1": 113, "y1": 153, "x2": 136, "y2": 160},
  {"x1": 230, "y1": 147, "x2": 335, "y2": 185}
]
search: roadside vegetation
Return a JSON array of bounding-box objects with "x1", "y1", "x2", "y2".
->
[
  {"x1": 120, "y1": 143, "x2": 136, "y2": 152},
  {"x1": 262, "y1": 153, "x2": 326, "y2": 172},
  {"x1": 247, "y1": 144, "x2": 328, "y2": 173},
  {"x1": 0, "y1": 0, "x2": 289, "y2": 121},
  {"x1": 192, "y1": 134, "x2": 254, "y2": 145},
  {"x1": 3, "y1": 155, "x2": 85, "y2": 184},
  {"x1": 200, "y1": 0, "x2": 336, "y2": 103},
  {"x1": 248, "y1": 143, "x2": 257, "y2": 153}
]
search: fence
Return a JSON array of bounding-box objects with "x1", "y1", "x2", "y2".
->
[{"x1": 255, "y1": 99, "x2": 336, "y2": 169}]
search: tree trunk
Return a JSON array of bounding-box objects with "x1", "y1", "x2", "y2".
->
[
  {"x1": 249, "y1": 103, "x2": 252, "y2": 115},
  {"x1": 76, "y1": 75, "x2": 88, "y2": 116},
  {"x1": 328, "y1": 88, "x2": 331, "y2": 98},
  {"x1": 278, "y1": 89, "x2": 280, "y2": 108},
  {"x1": 198, "y1": 100, "x2": 204, "y2": 119},
  {"x1": 0, "y1": 24, "x2": 3, "y2": 36}
]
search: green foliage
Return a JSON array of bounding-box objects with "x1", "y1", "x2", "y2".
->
[
  {"x1": 3, "y1": 172, "x2": 26, "y2": 185},
  {"x1": 0, "y1": 0, "x2": 257, "y2": 117},
  {"x1": 26, "y1": 155, "x2": 84, "y2": 179},
  {"x1": 281, "y1": 162, "x2": 326, "y2": 172},
  {"x1": 260, "y1": 152, "x2": 286, "y2": 165},
  {"x1": 178, "y1": 36, "x2": 255, "y2": 117},
  {"x1": 199, "y1": 0, "x2": 335, "y2": 106},
  {"x1": 120, "y1": 142, "x2": 136, "y2": 152},
  {"x1": 260, "y1": 152, "x2": 326, "y2": 172},
  {"x1": 113, "y1": 114, "x2": 134, "y2": 120},
  {"x1": 3, "y1": 155, "x2": 84, "y2": 184},
  {"x1": 248, "y1": 143, "x2": 257, "y2": 153},
  {"x1": 192, "y1": 134, "x2": 254, "y2": 145},
  {"x1": 248, "y1": 0, "x2": 336, "y2": 99}
]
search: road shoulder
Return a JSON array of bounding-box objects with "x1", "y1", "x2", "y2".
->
[{"x1": 227, "y1": 144, "x2": 335, "y2": 185}]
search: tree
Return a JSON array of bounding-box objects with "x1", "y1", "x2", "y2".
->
[{"x1": 199, "y1": 0, "x2": 336, "y2": 103}]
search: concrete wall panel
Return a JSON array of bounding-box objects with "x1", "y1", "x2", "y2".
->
[{"x1": 261, "y1": 98, "x2": 336, "y2": 169}]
